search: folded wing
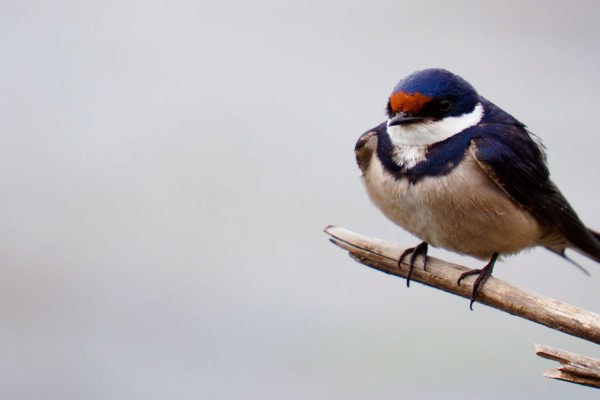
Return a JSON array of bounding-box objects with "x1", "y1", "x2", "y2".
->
[{"x1": 469, "y1": 123, "x2": 600, "y2": 263}]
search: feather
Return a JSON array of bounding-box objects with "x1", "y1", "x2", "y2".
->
[{"x1": 469, "y1": 124, "x2": 600, "y2": 263}]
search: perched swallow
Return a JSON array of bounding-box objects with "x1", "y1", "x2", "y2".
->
[{"x1": 355, "y1": 68, "x2": 600, "y2": 308}]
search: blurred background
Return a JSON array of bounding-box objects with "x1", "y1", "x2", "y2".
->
[{"x1": 1, "y1": 0, "x2": 600, "y2": 398}]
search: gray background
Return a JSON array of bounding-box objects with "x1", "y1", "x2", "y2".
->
[{"x1": 2, "y1": 0, "x2": 600, "y2": 398}]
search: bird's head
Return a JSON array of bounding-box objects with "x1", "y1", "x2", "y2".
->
[{"x1": 386, "y1": 69, "x2": 484, "y2": 146}]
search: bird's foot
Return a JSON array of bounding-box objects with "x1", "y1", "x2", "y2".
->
[
  {"x1": 457, "y1": 253, "x2": 499, "y2": 310},
  {"x1": 398, "y1": 241, "x2": 428, "y2": 287}
]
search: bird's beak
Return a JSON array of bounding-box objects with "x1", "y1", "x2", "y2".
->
[{"x1": 388, "y1": 112, "x2": 424, "y2": 126}]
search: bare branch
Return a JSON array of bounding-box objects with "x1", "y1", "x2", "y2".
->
[
  {"x1": 535, "y1": 344, "x2": 600, "y2": 388},
  {"x1": 325, "y1": 225, "x2": 600, "y2": 345}
]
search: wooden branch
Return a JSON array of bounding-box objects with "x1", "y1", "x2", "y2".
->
[
  {"x1": 535, "y1": 343, "x2": 600, "y2": 388},
  {"x1": 325, "y1": 225, "x2": 600, "y2": 345}
]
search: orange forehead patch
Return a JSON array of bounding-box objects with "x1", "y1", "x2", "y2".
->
[{"x1": 389, "y1": 91, "x2": 433, "y2": 114}]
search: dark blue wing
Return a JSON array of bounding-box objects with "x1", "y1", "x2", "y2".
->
[{"x1": 470, "y1": 123, "x2": 600, "y2": 262}]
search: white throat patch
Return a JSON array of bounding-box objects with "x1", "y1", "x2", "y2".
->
[
  {"x1": 393, "y1": 146, "x2": 427, "y2": 168},
  {"x1": 386, "y1": 102, "x2": 484, "y2": 146}
]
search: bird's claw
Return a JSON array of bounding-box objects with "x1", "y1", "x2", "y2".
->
[
  {"x1": 398, "y1": 241, "x2": 428, "y2": 287},
  {"x1": 457, "y1": 253, "x2": 499, "y2": 310}
]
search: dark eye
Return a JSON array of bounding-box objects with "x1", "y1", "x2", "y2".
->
[{"x1": 438, "y1": 99, "x2": 452, "y2": 112}]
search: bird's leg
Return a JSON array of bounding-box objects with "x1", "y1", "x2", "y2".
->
[
  {"x1": 457, "y1": 253, "x2": 499, "y2": 310},
  {"x1": 398, "y1": 241, "x2": 428, "y2": 287}
]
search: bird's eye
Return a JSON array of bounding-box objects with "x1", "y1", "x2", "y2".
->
[{"x1": 438, "y1": 99, "x2": 452, "y2": 112}]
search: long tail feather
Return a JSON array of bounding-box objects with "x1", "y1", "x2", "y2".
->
[
  {"x1": 546, "y1": 248, "x2": 591, "y2": 275},
  {"x1": 589, "y1": 228, "x2": 600, "y2": 244},
  {"x1": 560, "y1": 252, "x2": 591, "y2": 276}
]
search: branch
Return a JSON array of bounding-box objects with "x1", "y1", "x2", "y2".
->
[
  {"x1": 325, "y1": 225, "x2": 600, "y2": 345},
  {"x1": 535, "y1": 344, "x2": 600, "y2": 388}
]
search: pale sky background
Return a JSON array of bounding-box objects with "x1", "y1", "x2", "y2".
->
[{"x1": 2, "y1": 0, "x2": 600, "y2": 398}]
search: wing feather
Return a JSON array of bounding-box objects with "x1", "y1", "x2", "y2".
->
[{"x1": 469, "y1": 124, "x2": 600, "y2": 262}]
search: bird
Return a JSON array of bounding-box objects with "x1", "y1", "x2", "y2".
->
[{"x1": 355, "y1": 68, "x2": 600, "y2": 309}]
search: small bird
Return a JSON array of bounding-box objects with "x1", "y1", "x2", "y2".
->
[{"x1": 355, "y1": 68, "x2": 600, "y2": 308}]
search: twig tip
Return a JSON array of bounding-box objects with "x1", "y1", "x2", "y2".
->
[{"x1": 324, "y1": 225, "x2": 340, "y2": 236}]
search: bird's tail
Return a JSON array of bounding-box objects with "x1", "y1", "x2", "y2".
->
[
  {"x1": 589, "y1": 228, "x2": 600, "y2": 244},
  {"x1": 546, "y1": 227, "x2": 600, "y2": 273},
  {"x1": 566, "y1": 227, "x2": 600, "y2": 269}
]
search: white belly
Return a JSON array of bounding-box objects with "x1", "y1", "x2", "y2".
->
[{"x1": 362, "y1": 152, "x2": 547, "y2": 259}]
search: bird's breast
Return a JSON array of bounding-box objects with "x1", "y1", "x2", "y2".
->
[{"x1": 362, "y1": 147, "x2": 547, "y2": 259}]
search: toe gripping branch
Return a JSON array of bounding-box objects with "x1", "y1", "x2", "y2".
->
[
  {"x1": 399, "y1": 243, "x2": 499, "y2": 310},
  {"x1": 326, "y1": 225, "x2": 600, "y2": 345},
  {"x1": 398, "y1": 241, "x2": 428, "y2": 287},
  {"x1": 457, "y1": 253, "x2": 499, "y2": 310}
]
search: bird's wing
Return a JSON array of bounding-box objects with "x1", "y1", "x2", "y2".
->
[
  {"x1": 355, "y1": 122, "x2": 385, "y2": 173},
  {"x1": 469, "y1": 123, "x2": 600, "y2": 262}
]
